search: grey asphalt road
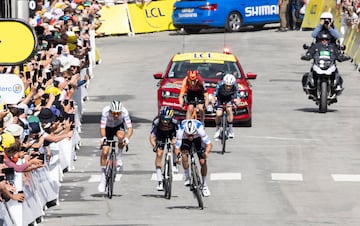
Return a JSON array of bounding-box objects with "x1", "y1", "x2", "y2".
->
[{"x1": 42, "y1": 27, "x2": 360, "y2": 226}]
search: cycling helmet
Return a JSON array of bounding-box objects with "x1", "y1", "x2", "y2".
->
[
  {"x1": 110, "y1": 100, "x2": 123, "y2": 113},
  {"x1": 159, "y1": 106, "x2": 174, "y2": 119},
  {"x1": 223, "y1": 73, "x2": 236, "y2": 86},
  {"x1": 318, "y1": 31, "x2": 331, "y2": 41},
  {"x1": 184, "y1": 120, "x2": 197, "y2": 135},
  {"x1": 320, "y1": 12, "x2": 333, "y2": 21},
  {"x1": 187, "y1": 70, "x2": 199, "y2": 81}
]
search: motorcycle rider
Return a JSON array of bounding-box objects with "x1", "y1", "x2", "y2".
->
[{"x1": 301, "y1": 32, "x2": 350, "y2": 98}]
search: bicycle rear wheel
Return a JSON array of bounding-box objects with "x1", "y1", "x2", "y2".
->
[
  {"x1": 106, "y1": 151, "x2": 116, "y2": 199},
  {"x1": 191, "y1": 163, "x2": 204, "y2": 209},
  {"x1": 163, "y1": 154, "x2": 172, "y2": 199},
  {"x1": 221, "y1": 114, "x2": 227, "y2": 154}
]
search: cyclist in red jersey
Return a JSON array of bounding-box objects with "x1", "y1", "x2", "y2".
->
[{"x1": 178, "y1": 70, "x2": 208, "y2": 125}]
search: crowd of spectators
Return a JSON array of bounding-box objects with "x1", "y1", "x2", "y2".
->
[
  {"x1": 339, "y1": 0, "x2": 360, "y2": 32},
  {"x1": 0, "y1": 0, "x2": 103, "y2": 224}
]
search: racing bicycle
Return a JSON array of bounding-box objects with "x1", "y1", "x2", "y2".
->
[
  {"x1": 218, "y1": 103, "x2": 230, "y2": 155},
  {"x1": 162, "y1": 138, "x2": 173, "y2": 199},
  {"x1": 103, "y1": 139, "x2": 128, "y2": 199},
  {"x1": 189, "y1": 143, "x2": 204, "y2": 209}
]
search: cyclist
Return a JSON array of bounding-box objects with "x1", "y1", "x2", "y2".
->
[
  {"x1": 175, "y1": 119, "x2": 212, "y2": 197},
  {"x1": 178, "y1": 70, "x2": 209, "y2": 125},
  {"x1": 149, "y1": 106, "x2": 181, "y2": 191},
  {"x1": 98, "y1": 100, "x2": 133, "y2": 193},
  {"x1": 213, "y1": 74, "x2": 241, "y2": 139}
]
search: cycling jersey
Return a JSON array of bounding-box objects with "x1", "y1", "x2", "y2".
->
[
  {"x1": 214, "y1": 80, "x2": 240, "y2": 104},
  {"x1": 151, "y1": 116, "x2": 178, "y2": 140},
  {"x1": 100, "y1": 105, "x2": 132, "y2": 129},
  {"x1": 180, "y1": 75, "x2": 207, "y2": 104},
  {"x1": 175, "y1": 119, "x2": 211, "y2": 150}
]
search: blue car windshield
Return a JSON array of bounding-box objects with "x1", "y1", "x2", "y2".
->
[{"x1": 168, "y1": 61, "x2": 242, "y2": 79}]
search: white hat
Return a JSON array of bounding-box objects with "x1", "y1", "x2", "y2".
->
[
  {"x1": 4, "y1": 123, "x2": 24, "y2": 137},
  {"x1": 55, "y1": 76, "x2": 66, "y2": 83}
]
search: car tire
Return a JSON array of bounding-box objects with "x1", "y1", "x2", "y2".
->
[
  {"x1": 184, "y1": 28, "x2": 201, "y2": 34},
  {"x1": 225, "y1": 12, "x2": 242, "y2": 32}
]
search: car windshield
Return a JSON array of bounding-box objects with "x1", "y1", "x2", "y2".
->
[{"x1": 168, "y1": 61, "x2": 242, "y2": 79}]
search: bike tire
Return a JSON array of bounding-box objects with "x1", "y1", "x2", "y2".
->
[
  {"x1": 319, "y1": 81, "x2": 328, "y2": 113},
  {"x1": 106, "y1": 151, "x2": 116, "y2": 199},
  {"x1": 164, "y1": 155, "x2": 172, "y2": 199},
  {"x1": 191, "y1": 163, "x2": 204, "y2": 209},
  {"x1": 221, "y1": 114, "x2": 227, "y2": 154}
]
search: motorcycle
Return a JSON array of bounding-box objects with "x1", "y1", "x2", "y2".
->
[{"x1": 301, "y1": 43, "x2": 349, "y2": 113}]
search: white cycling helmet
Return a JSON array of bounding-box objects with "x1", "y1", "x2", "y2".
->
[
  {"x1": 320, "y1": 12, "x2": 333, "y2": 21},
  {"x1": 223, "y1": 73, "x2": 236, "y2": 86},
  {"x1": 110, "y1": 100, "x2": 123, "y2": 113},
  {"x1": 184, "y1": 120, "x2": 197, "y2": 135}
]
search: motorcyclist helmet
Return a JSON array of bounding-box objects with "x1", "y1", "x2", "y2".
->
[
  {"x1": 110, "y1": 100, "x2": 123, "y2": 113},
  {"x1": 187, "y1": 70, "x2": 199, "y2": 81},
  {"x1": 159, "y1": 106, "x2": 174, "y2": 122},
  {"x1": 318, "y1": 32, "x2": 331, "y2": 41},
  {"x1": 223, "y1": 73, "x2": 236, "y2": 86},
  {"x1": 184, "y1": 120, "x2": 197, "y2": 135},
  {"x1": 320, "y1": 12, "x2": 333, "y2": 22}
]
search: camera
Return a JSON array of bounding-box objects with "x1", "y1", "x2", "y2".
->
[{"x1": 324, "y1": 19, "x2": 330, "y2": 25}]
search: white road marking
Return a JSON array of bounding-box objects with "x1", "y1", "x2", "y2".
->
[
  {"x1": 331, "y1": 174, "x2": 360, "y2": 182},
  {"x1": 88, "y1": 174, "x2": 122, "y2": 183},
  {"x1": 243, "y1": 135, "x2": 318, "y2": 141},
  {"x1": 210, "y1": 173, "x2": 242, "y2": 180},
  {"x1": 271, "y1": 173, "x2": 303, "y2": 181},
  {"x1": 151, "y1": 173, "x2": 184, "y2": 181}
]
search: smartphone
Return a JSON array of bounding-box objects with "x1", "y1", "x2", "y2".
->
[
  {"x1": 32, "y1": 71, "x2": 37, "y2": 84},
  {"x1": 2, "y1": 167, "x2": 14, "y2": 181},
  {"x1": 0, "y1": 175, "x2": 4, "y2": 182},
  {"x1": 0, "y1": 155, "x2": 4, "y2": 164},
  {"x1": 38, "y1": 69, "x2": 43, "y2": 78},
  {"x1": 57, "y1": 46, "x2": 63, "y2": 55},
  {"x1": 83, "y1": 40, "x2": 87, "y2": 47},
  {"x1": 25, "y1": 71, "x2": 31, "y2": 80},
  {"x1": 38, "y1": 153, "x2": 45, "y2": 162},
  {"x1": 63, "y1": 99, "x2": 69, "y2": 106},
  {"x1": 17, "y1": 190, "x2": 24, "y2": 203},
  {"x1": 70, "y1": 101, "x2": 74, "y2": 108},
  {"x1": 46, "y1": 71, "x2": 51, "y2": 80},
  {"x1": 19, "y1": 64, "x2": 24, "y2": 72}
]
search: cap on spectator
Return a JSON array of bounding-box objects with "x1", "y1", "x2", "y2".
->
[
  {"x1": 28, "y1": 115, "x2": 40, "y2": 123},
  {"x1": 3, "y1": 112, "x2": 13, "y2": 128},
  {"x1": 55, "y1": 77, "x2": 65, "y2": 84},
  {"x1": 4, "y1": 124, "x2": 24, "y2": 137},
  {"x1": 38, "y1": 108, "x2": 57, "y2": 124},
  {"x1": 72, "y1": 26, "x2": 80, "y2": 32},
  {"x1": 71, "y1": 58, "x2": 81, "y2": 67},
  {"x1": 45, "y1": 86, "x2": 61, "y2": 96},
  {"x1": 17, "y1": 103, "x2": 31, "y2": 115},
  {"x1": 84, "y1": 1, "x2": 92, "y2": 7},
  {"x1": 29, "y1": 122, "x2": 41, "y2": 134},
  {"x1": 50, "y1": 106, "x2": 61, "y2": 117},
  {"x1": 0, "y1": 132, "x2": 15, "y2": 151}
]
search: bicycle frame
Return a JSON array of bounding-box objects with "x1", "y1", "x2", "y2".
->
[
  {"x1": 219, "y1": 104, "x2": 230, "y2": 154},
  {"x1": 189, "y1": 143, "x2": 204, "y2": 209},
  {"x1": 105, "y1": 140, "x2": 117, "y2": 199},
  {"x1": 163, "y1": 138, "x2": 173, "y2": 199}
]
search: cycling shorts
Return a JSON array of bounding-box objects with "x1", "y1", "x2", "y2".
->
[
  {"x1": 104, "y1": 124, "x2": 125, "y2": 142},
  {"x1": 180, "y1": 137, "x2": 205, "y2": 159}
]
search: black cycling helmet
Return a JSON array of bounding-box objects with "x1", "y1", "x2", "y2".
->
[
  {"x1": 159, "y1": 106, "x2": 174, "y2": 121},
  {"x1": 318, "y1": 32, "x2": 331, "y2": 41}
]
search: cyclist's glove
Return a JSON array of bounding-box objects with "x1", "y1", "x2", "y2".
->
[
  {"x1": 123, "y1": 137, "x2": 129, "y2": 145},
  {"x1": 100, "y1": 137, "x2": 107, "y2": 144}
]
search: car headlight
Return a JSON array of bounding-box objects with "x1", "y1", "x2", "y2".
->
[
  {"x1": 162, "y1": 91, "x2": 179, "y2": 98},
  {"x1": 239, "y1": 90, "x2": 248, "y2": 99}
]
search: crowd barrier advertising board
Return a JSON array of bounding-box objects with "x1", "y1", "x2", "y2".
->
[
  {"x1": 127, "y1": 0, "x2": 176, "y2": 34},
  {"x1": 302, "y1": 0, "x2": 338, "y2": 29},
  {"x1": 97, "y1": 4, "x2": 131, "y2": 35},
  {"x1": 343, "y1": 27, "x2": 360, "y2": 65}
]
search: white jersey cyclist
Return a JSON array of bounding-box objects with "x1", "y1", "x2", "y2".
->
[
  {"x1": 175, "y1": 119, "x2": 212, "y2": 197},
  {"x1": 98, "y1": 100, "x2": 133, "y2": 193},
  {"x1": 100, "y1": 106, "x2": 132, "y2": 129}
]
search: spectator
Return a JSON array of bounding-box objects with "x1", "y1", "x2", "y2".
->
[{"x1": 278, "y1": 0, "x2": 289, "y2": 32}]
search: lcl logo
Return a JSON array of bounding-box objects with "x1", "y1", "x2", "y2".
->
[{"x1": 145, "y1": 8, "x2": 165, "y2": 18}]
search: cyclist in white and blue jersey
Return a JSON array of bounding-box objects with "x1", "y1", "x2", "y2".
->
[{"x1": 175, "y1": 119, "x2": 212, "y2": 197}]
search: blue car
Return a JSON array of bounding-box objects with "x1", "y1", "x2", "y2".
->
[{"x1": 172, "y1": 0, "x2": 280, "y2": 34}]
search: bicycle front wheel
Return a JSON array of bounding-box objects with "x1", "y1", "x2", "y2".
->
[
  {"x1": 191, "y1": 163, "x2": 204, "y2": 209},
  {"x1": 221, "y1": 114, "x2": 227, "y2": 154},
  {"x1": 163, "y1": 155, "x2": 173, "y2": 199},
  {"x1": 106, "y1": 151, "x2": 116, "y2": 199}
]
